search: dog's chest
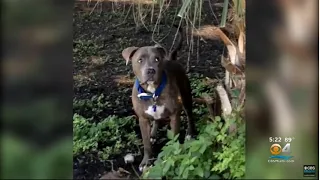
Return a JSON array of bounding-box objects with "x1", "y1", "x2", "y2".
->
[
  {"x1": 134, "y1": 96, "x2": 178, "y2": 120},
  {"x1": 133, "y1": 82, "x2": 181, "y2": 120},
  {"x1": 144, "y1": 104, "x2": 165, "y2": 120},
  {"x1": 147, "y1": 84, "x2": 176, "y2": 119}
]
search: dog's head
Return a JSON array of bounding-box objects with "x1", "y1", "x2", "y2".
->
[{"x1": 122, "y1": 45, "x2": 168, "y2": 85}]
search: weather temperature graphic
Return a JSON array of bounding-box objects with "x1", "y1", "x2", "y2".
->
[{"x1": 268, "y1": 137, "x2": 295, "y2": 163}]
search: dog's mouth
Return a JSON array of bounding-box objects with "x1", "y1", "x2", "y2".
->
[
  {"x1": 141, "y1": 80, "x2": 155, "y2": 85},
  {"x1": 141, "y1": 77, "x2": 155, "y2": 85}
]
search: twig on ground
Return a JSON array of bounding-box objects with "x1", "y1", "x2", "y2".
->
[
  {"x1": 105, "y1": 160, "x2": 115, "y2": 172},
  {"x1": 137, "y1": 2, "x2": 149, "y2": 31},
  {"x1": 150, "y1": 1, "x2": 155, "y2": 23},
  {"x1": 114, "y1": 3, "x2": 134, "y2": 28},
  {"x1": 131, "y1": 164, "x2": 140, "y2": 178},
  {"x1": 89, "y1": 0, "x2": 101, "y2": 15},
  {"x1": 208, "y1": 0, "x2": 219, "y2": 24},
  {"x1": 152, "y1": 0, "x2": 165, "y2": 44},
  {"x1": 169, "y1": 15, "x2": 183, "y2": 52}
]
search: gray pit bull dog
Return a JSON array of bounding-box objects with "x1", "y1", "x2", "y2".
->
[{"x1": 121, "y1": 25, "x2": 196, "y2": 171}]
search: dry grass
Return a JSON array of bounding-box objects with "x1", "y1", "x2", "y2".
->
[
  {"x1": 191, "y1": 0, "x2": 245, "y2": 111},
  {"x1": 79, "y1": 0, "x2": 155, "y2": 5}
]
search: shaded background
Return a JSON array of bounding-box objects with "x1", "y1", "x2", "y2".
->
[
  {"x1": 2, "y1": 0, "x2": 73, "y2": 179},
  {"x1": 246, "y1": 0, "x2": 318, "y2": 179}
]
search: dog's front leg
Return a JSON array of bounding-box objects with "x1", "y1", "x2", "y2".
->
[
  {"x1": 138, "y1": 117, "x2": 152, "y2": 172},
  {"x1": 169, "y1": 113, "x2": 181, "y2": 136},
  {"x1": 150, "y1": 121, "x2": 158, "y2": 144}
]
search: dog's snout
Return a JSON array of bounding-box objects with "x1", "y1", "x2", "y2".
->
[{"x1": 147, "y1": 68, "x2": 156, "y2": 75}]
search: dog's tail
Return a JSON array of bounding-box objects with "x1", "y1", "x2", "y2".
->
[{"x1": 168, "y1": 24, "x2": 183, "y2": 61}]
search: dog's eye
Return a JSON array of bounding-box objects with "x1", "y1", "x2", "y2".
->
[
  {"x1": 155, "y1": 58, "x2": 159, "y2": 62},
  {"x1": 138, "y1": 59, "x2": 142, "y2": 63}
]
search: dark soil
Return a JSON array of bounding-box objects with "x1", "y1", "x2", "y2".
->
[{"x1": 73, "y1": 1, "x2": 224, "y2": 179}]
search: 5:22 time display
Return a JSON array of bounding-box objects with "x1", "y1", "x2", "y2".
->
[{"x1": 269, "y1": 137, "x2": 281, "y2": 143}]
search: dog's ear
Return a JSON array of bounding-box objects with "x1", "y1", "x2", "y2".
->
[
  {"x1": 122, "y1": 47, "x2": 139, "y2": 65},
  {"x1": 154, "y1": 44, "x2": 168, "y2": 59}
]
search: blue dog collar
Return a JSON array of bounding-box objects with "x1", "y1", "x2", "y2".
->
[{"x1": 134, "y1": 73, "x2": 167, "y2": 112}]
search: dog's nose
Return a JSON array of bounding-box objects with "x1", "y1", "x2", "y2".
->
[{"x1": 147, "y1": 68, "x2": 156, "y2": 75}]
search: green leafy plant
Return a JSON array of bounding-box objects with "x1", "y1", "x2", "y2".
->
[
  {"x1": 189, "y1": 73, "x2": 214, "y2": 98},
  {"x1": 73, "y1": 114, "x2": 141, "y2": 160},
  {"x1": 73, "y1": 39, "x2": 103, "y2": 59},
  {"x1": 73, "y1": 94, "x2": 111, "y2": 117},
  {"x1": 143, "y1": 111, "x2": 245, "y2": 179}
]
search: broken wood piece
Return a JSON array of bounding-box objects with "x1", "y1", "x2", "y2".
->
[
  {"x1": 201, "y1": 93, "x2": 215, "y2": 117},
  {"x1": 118, "y1": 167, "x2": 131, "y2": 175},
  {"x1": 215, "y1": 84, "x2": 237, "y2": 134},
  {"x1": 221, "y1": 56, "x2": 244, "y2": 75},
  {"x1": 216, "y1": 84, "x2": 232, "y2": 116}
]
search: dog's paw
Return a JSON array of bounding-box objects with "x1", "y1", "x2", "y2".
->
[
  {"x1": 139, "y1": 164, "x2": 147, "y2": 172},
  {"x1": 150, "y1": 137, "x2": 156, "y2": 144},
  {"x1": 185, "y1": 135, "x2": 191, "y2": 141},
  {"x1": 139, "y1": 164, "x2": 153, "y2": 172},
  {"x1": 185, "y1": 134, "x2": 196, "y2": 141},
  {"x1": 139, "y1": 155, "x2": 150, "y2": 172}
]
